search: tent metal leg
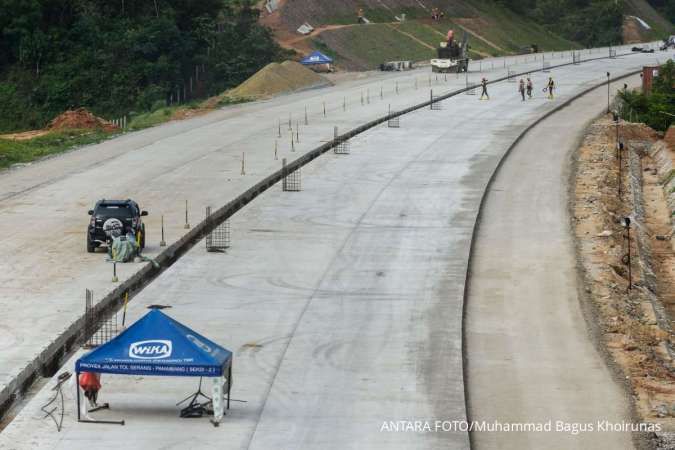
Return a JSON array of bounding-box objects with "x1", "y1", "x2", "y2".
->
[
  {"x1": 76, "y1": 371, "x2": 81, "y2": 421},
  {"x1": 227, "y1": 366, "x2": 231, "y2": 410},
  {"x1": 79, "y1": 419, "x2": 126, "y2": 425}
]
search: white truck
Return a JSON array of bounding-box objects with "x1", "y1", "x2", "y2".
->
[{"x1": 431, "y1": 30, "x2": 469, "y2": 73}]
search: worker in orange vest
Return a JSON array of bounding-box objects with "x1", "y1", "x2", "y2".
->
[{"x1": 79, "y1": 372, "x2": 102, "y2": 408}]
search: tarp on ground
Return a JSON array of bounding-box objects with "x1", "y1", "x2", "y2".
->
[
  {"x1": 76, "y1": 309, "x2": 232, "y2": 377},
  {"x1": 300, "y1": 51, "x2": 333, "y2": 65}
]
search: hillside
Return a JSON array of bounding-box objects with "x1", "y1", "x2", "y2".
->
[
  {"x1": 260, "y1": 0, "x2": 673, "y2": 70},
  {"x1": 0, "y1": 1, "x2": 285, "y2": 133}
]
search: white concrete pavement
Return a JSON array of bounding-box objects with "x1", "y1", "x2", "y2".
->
[
  {"x1": 0, "y1": 45, "x2": 638, "y2": 397},
  {"x1": 0, "y1": 49, "x2": 666, "y2": 449},
  {"x1": 464, "y1": 76, "x2": 644, "y2": 449}
]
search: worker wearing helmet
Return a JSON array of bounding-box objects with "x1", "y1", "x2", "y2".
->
[
  {"x1": 546, "y1": 77, "x2": 555, "y2": 99},
  {"x1": 480, "y1": 78, "x2": 489, "y2": 100}
]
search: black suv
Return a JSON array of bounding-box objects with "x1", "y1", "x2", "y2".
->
[{"x1": 87, "y1": 199, "x2": 148, "y2": 253}]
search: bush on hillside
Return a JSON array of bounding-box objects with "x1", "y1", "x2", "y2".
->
[{"x1": 618, "y1": 60, "x2": 675, "y2": 132}]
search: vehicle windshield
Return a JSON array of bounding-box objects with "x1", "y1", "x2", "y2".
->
[{"x1": 96, "y1": 205, "x2": 134, "y2": 218}]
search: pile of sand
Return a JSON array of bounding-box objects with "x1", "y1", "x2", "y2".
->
[
  {"x1": 228, "y1": 60, "x2": 331, "y2": 99},
  {"x1": 48, "y1": 108, "x2": 119, "y2": 132}
]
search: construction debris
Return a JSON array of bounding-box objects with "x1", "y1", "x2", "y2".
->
[{"x1": 297, "y1": 22, "x2": 314, "y2": 35}]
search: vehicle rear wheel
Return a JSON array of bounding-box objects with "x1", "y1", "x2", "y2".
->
[
  {"x1": 140, "y1": 225, "x2": 146, "y2": 249},
  {"x1": 86, "y1": 236, "x2": 95, "y2": 253}
]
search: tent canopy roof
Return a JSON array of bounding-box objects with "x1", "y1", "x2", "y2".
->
[
  {"x1": 76, "y1": 309, "x2": 232, "y2": 377},
  {"x1": 300, "y1": 51, "x2": 333, "y2": 65}
]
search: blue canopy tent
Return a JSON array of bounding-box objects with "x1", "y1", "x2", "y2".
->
[
  {"x1": 300, "y1": 51, "x2": 333, "y2": 66},
  {"x1": 75, "y1": 309, "x2": 233, "y2": 425},
  {"x1": 300, "y1": 51, "x2": 334, "y2": 72}
]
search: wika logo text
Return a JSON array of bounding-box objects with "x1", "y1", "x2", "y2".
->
[{"x1": 129, "y1": 340, "x2": 173, "y2": 359}]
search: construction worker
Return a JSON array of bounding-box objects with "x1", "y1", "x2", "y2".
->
[
  {"x1": 480, "y1": 78, "x2": 489, "y2": 100},
  {"x1": 526, "y1": 77, "x2": 533, "y2": 99},
  {"x1": 546, "y1": 77, "x2": 555, "y2": 99},
  {"x1": 357, "y1": 8, "x2": 365, "y2": 24},
  {"x1": 519, "y1": 79, "x2": 526, "y2": 101},
  {"x1": 79, "y1": 371, "x2": 101, "y2": 408}
]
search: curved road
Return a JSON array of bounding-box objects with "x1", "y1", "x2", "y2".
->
[
  {"x1": 465, "y1": 76, "x2": 642, "y2": 449},
  {"x1": 0, "y1": 50, "x2": 663, "y2": 449}
]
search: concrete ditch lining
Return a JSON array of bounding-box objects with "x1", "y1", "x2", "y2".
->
[
  {"x1": 0, "y1": 48, "x2": 644, "y2": 424},
  {"x1": 460, "y1": 68, "x2": 644, "y2": 449}
]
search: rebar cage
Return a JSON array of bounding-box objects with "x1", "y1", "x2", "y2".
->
[
  {"x1": 83, "y1": 289, "x2": 120, "y2": 348},
  {"x1": 573, "y1": 51, "x2": 581, "y2": 65},
  {"x1": 205, "y1": 206, "x2": 231, "y2": 252},
  {"x1": 334, "y1": 138, "x2": 351, "y2": 155},
  {"x1": 282, "y1": 160, "x2": 301, "y2": 191}
]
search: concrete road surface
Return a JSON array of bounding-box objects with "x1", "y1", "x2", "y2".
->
[
  {"x1": 464, "y1": 76, "x2": 643, "y2": 449},
  {"x1": 0, "y1": 46, "x2": 644, "y2": 399},
  {"x1": 0, "y1": 48, "x2": 594, "y2": 396},
  {"x1": 0, "y1": 50, "x2": 664, "y2": 448}
]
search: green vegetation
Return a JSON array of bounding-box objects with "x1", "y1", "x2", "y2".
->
[
  {"x1": 127, "y1": 106, "x2": 187, "y2": 131},
  {"x1": 0, "y1": 129, "x2": 110, "y2": 169},
  {"x1": 0, "y1": 0, "x2": 285, "y2": 133},
  {"x1": 316, "y1": 24, "x2": 435, "y2": 70},
  {"x1": 497, "y1": 0, "x2": 671, "y2": 47},
  {"x1": 472, "y1": 2, "x2": 582, "y2": 50},
  {"x1": 618, "y1": 60, "x2": 674, "y2": 132},
  {"x1": 646, "y1": 0, "x2": 675, "y2": 25}
]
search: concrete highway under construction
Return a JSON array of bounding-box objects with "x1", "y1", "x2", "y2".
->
[{"x1": 0, "y1": 45, "x2": 668, "y2": 449}]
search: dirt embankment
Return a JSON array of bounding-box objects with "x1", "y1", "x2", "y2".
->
[
  {"x1": 47, "y1": 108, "x2": 119, "y2": 132},
  {"x1": 573, "y1": 116, "x2": 675, "y2": 446},
  {"x1": 0, "y1": 108, "x2": 119, "y2": 141}
]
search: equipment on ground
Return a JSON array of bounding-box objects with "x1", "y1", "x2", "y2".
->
[
  {"x1": 380, "y1": 60, "x2": 414, "y2": 71},
  {"x1": 431, "y1": 30, "x2": 469, "y2": 73},
  {"x1": 87, "y1": 199, "x2": 147, "y2": 253},
  {"x1": 519, "y1": 44, "x2": 539, "y2": 54},
  {"x1": 632, "y1": 45, "x2": 654, "y2": 53},
  {"x1": 660, "y1": 35, "x2": 675, "y2": 50},
  {"x1": 110, "y1": 232, "x2": 140, "y2": 262}
]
